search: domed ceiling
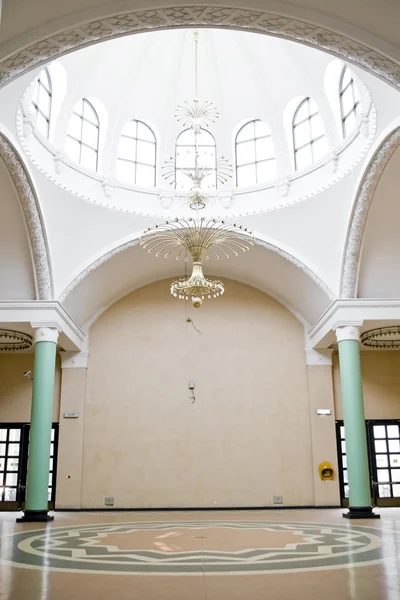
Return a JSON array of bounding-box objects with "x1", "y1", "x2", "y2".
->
[{"x1": 16, "y1": 27, "x2": 388, "y2": 218}]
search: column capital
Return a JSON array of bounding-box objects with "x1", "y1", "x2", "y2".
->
[
  {"x1": 335, "y1": 325, "x2": 360, "y2": 343},
  {"x1": 33, "y1": 327, "x2": 59, "y2": 345},
  {"x1": 60, "y1": 351, "x2": 89, "y2": 369}
]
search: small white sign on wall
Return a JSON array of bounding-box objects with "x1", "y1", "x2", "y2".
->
[{"x1": 63, "y1": 412, "x2": 79, "y2": 418}]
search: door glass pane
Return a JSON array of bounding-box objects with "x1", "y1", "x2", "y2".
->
[
  {"x1": 341, "y1": 440, "x2": 346, "y2": 453},
  {"x1": 51, "y1": 430, "x2": 55, "y2": 442},
  {"x1": 373, "y1": 425, "x2": 386, "y2": 439},
  {"x1": 344, "y1": 485, "x2": 349, "y2": 498},
  {"x1": 0, "y1": 444, "x2": 6, "y2": 456},
  {"x1": 343, "y1": 470, "x2": 348, "y2": 483},
  {"x1": 342, "y1": 455, "x2": 347, "y2": 468},
  {"x1": 389, "y1": 440, "x2": 400, "y2": 453},
  {"x1": 378, "y1": 484, "x2": 391, "y2": 498},
  {"x1": 387, "y1": 425, "x2": 400, "y2": 438},
  {"x1": 48, "y1": 473, "x2": 53, "y2": 486},
  {"x1": 6, "y1": 458, "x2": 19, "y2": 471},
  {"x1": 8, "y1": 444, "x2": 20, "y2": 457},
  {"x1": 0, "y1": 430, "x2": 7, "y2": 442},
  {"x1": 5, "y1": 473, "x2": 17, "y2": 486},
  {"x1": 340, "y1": 426, "x2": 345, "y2": 438},
  {"x1": 377, "y1": 469, "x2": 390, "y2": 482},
  {"x1": 391, "y1": 470, "x2": 400, "y2": 482},
  {"x1": 390, "y1": 455, "x2": 400, "y2": 468},
  {"x1": 49, "y1": 457, "x2": 53, "y2": 471},
  {"x1": 0, "y1": 457, "x2": 5, "y2": 470},
  {"x1": 376, "y1": 455, "x2": 388, "y2": 468},
  {"x1": 393, "y1": 484, "x2": 400, "y2": 497},
  {"x1": 9, "y1": 429, "x2": 21, "y2": 442},
  {"x1": 50, "y1": 443, "x2": 54, "y2": 456},
  {"x1": 48, "y1": 488, "x2": 52, "y2": 501},
  {"x1": 4, "y1": 488, "x2": 16, "y2": 501},
  {"x1": 375, "y1": 440, "x2": 387, "y2": 453}
]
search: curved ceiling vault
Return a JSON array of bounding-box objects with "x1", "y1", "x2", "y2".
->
[
  {"x1": 357, "y1": 143, "x2": 400, "y2": 298},
  {"x1": 0, "y1": 3, "x2": 399, "y2": 94},
  {"x1": 60, "y1": 240, "x2": 334, "y2": 330},
  {"x1": 0, "y1": 133, "x2": 53, "y2": 300},
  {"x1": 0, "y1": 153, "x2": 36, "y2": 301}
]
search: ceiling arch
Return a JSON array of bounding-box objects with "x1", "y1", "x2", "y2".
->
[
  {"x1": 357, "y1": 142, "x2": 400, "y2": 298},
  {"x1": 0, "y1": 132, "x2": 53, "y2": 300},
  {"x1": 0, "y1": 4, "x2": 399, "y2": 94},
  {"x1": 340, "y1": 125, "x2": 400, "y2": 298},
  {"x1": 60, "y1": 236, "x2": 334, "y2": 329}
]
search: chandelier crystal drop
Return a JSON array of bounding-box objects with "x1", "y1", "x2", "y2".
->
[{"x1": 141, "y1": 32, "x2": 254, "y2": 307}]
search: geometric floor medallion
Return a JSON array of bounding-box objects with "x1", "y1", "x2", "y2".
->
[{"x1": 1, "y1": 521, "x2": 391, "y2": 575}]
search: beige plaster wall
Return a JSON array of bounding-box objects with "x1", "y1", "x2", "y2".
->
[
  {"x1": 0, "y1": 354, "x2": 61, "y2": 422},
  {"x1": 82, "y1": 278, "x2": 315, "y2": 509},
  {"x1": 55, "y1": 367, "x2": 87, "y2": 509},
  {"x1": 333, "y1": 352, "x2": 400, "y2": 420},
  {"x1": 307, "y1": 364, "x2": 340, "y2": 506}
]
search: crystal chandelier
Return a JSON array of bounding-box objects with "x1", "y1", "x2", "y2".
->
[{"x1": 141, "y1": 32, "x2": 253, "y2": 307}]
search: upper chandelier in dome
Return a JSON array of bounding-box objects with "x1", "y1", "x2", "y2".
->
[
  {"x1": 142, "y1": 31, "x2": 253, "y2": 307},
  {"x1": 161, "y1": 31, "x2": 232, "y2": 210}
]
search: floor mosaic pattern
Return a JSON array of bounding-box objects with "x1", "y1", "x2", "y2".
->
[{"x1": 0, "y1": 520, "x2": 393, "y2": 575}]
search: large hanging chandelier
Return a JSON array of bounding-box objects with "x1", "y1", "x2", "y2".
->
[{"x1": 141, "y1": 32, "x2": 254, "y2": 307}]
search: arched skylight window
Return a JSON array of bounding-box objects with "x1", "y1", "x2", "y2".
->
[
  {"x1": 340, "y1": 67, "x2": 360, "y2": 138},
  {"x1": 116, "y1": 120, "x2": 156, "y2": 187},
  {"x1": 292, "y1": 97, "x2": 327, "y2": 171},
  {"x1": 175, "y1": 128, "x2": 216, "y2": 190},
  {"x1": 65, "y1": 99, "x2": 99, "y2": 172},
  {"x1": 31, "y1": 68, "x2": 52, "y2": 138},
  {"x1": 235, "y1": 119, "x2": 275, "y2": 187}
]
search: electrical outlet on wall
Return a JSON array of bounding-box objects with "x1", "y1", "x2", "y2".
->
[
  {"x1": 104, "y1": 496, "x2": 114, "y2": 506},
  {"x1": 273, "y1": 495, "x2": 283, "y2": 504}
]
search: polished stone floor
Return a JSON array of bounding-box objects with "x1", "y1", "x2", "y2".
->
[{"x1": 1, "y1": 508, "x2": 400, "y2": 599}]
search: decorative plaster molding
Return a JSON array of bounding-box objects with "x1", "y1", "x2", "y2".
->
[
  {"x1": 59, "y1": 235, "x2": 335, "y2": 304},
  {"x1": 22, "y1": 115, "x2": 34, "y2": 139},
  {"x1": 160, "y1": 193, "x2": 174, "y2": 209},
  {"x1": 0, "y1": 133, "x2": 53, "y2": 300},
  {"x1": 60, "y1": 350, "x2": 90, "y2": 369},
  {"x1": 275, "y1": 177, "x2": 290, "y2": 198},
  {"x1": 219, "y1": 192, "x2": 233, "y2": 209},
  {"x1": 33, "y1": 326, "x2": 59, "y2": 344},
  {"x1": 0, "y1": 7, "x2": 400, "y2": 91},
  {"x1": 335, "y1": 325, "x2": 360, "y2": 343},
  {"x1": 328, "y1": 151, "x2": 339, "y2": 174},
  {"x1": 305, "y1": 348, "x2": 333, "y2": 366},
  {"x1": 102, "y1": 178, "x2": 117, "y2": 198},
  {"x1": 54, "y1": 152, "x2": 67, "y2": 175},
  {"x1": 340, "y1": 127, "x2": 400, "y2": 298}
]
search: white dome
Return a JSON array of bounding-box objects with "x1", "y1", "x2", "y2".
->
[{"x1": 17, "y1": 28, "x2": 380, "y2": 217}]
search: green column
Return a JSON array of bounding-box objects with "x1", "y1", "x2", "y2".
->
[
  {"x1": 336, "y1": 326, "x2": 379, "y2": 519},
  {"x1": 17, "y1": 327, "x2": 58, "y2": 522}
]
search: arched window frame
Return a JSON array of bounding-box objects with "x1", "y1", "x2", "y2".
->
[
  {"x1": 31, "y1": 67, "x2": 52, "y2": 139},
  {"x1": 116, "y1": 119, "x2": 157, "y2": 187},
  {"x1": 339, "y1": 67, "x2": 360, "y2": 138},
  {"x1": 235, "y1": 119, "x2": 275, "y2": 187},
  {"x1": 175, "y1": 127, "x2": 217, "y2": 190},
  {"x1": 66, "y1": 98, "x2": 100, "y2": 172},
  {"x1": 292, "y1": 97, "x2": 326, "y2": 171}
]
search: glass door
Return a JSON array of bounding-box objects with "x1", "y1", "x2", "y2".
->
[
  {"x1": 367, "y1": 421, "x2": 400, "y2": 507},
  {"x1": 336, "y1": 420, "x2": 400, "y2": 507},
  {"x1": 0, "y1": 423, "x2": 59, "y2": 511}
]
